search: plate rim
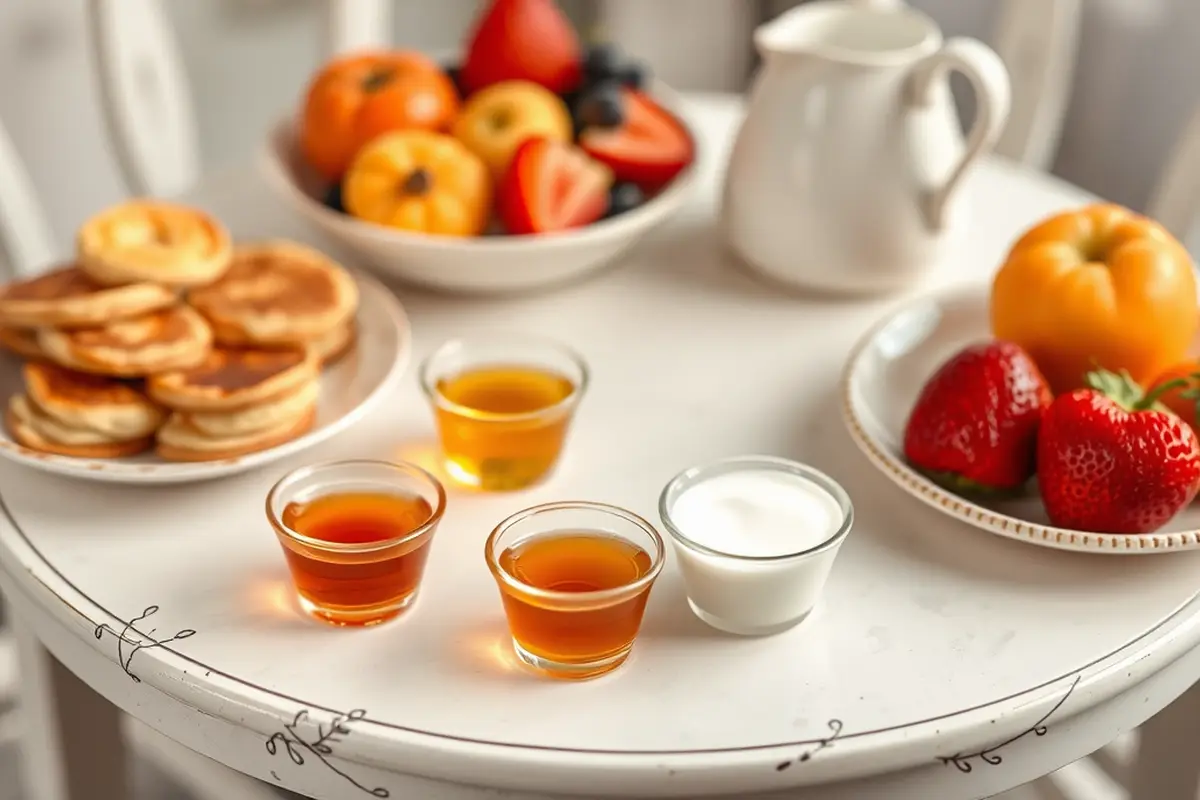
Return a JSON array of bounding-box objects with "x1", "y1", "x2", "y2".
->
[
  {"x1": 840, "y1": 283, "x2": 1200, "y2": 555},
  {"x1": 0, "y1": 267, "x2": 410, "y2": 485}
]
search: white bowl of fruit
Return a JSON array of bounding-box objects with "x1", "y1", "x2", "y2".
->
[{"x1": 261, "y1": 0, "x2": 697, "y2": 295}]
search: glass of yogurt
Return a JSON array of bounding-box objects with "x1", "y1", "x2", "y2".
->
[{"x1": 658, "y1": 455, "x2": 854, "y2": 636}]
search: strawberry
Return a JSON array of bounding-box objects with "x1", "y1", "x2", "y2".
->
[
  {"x1": 498, "y1": 138, "x2": 613, "y2": 235},
  {"x1": 1037, "y1": 369, "x2": 1200, "y2": 534},
  {"x1": 903, "y1": 341, "x2": 1052, "y2": 492},
  {"x1": 579, "y1": 90, "x2": 694, "y2": 192},
  {"x1": 461, "y1": 0, "x2": 583, "y2": 95}
]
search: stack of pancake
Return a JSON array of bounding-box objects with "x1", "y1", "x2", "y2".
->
[{"x1": 0, "y1": 201, "x2": 360, "y2": 462}]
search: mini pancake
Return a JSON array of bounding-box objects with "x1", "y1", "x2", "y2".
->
[
  {"x1": 24, "y1": 362, "x2": 166, "y2": 439},
  {"x1": 0, "y1": 326, "x2": 44, "y2": 360},
  {"x1": 6, "y1": 394, "x2": 152, "y2": 458},
  {"x1": 146, "y1": 345, "x2": 317, "y2": 412},
  {"x1": 184, "y1": 379, "x2": 319, "y2": 438},
  {"x1": 311, "y1": 320, "x2": 356, "y2": 366},
  {"x1": 155, "y1": 405, "x2": 316, "y2": 462},
  {"x1": 0, "y1": 264, "x2": 176, "y2": 329},
  {"x1": 78, "y1": 201, "x2": 232, "y2": 288},
  {"x1": 37, "y1": 305, "x2": 212, "y2": 377},
  {"x1": 187, "y1": 241, "x2": 358, "y2": 347}
]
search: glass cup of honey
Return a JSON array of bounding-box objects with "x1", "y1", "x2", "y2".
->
[
  {"x1": 266, "y1": 460, "x2": 447, "y2": 627},
  {"x1": 419, "y1": 334, "x2": 588, "y2": 491},
  {"x1": 485, "y1": 501, "x2": 665, "y2": 680}
]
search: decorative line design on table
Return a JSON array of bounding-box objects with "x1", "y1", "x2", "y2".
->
[
  {"x1": 0, "y1": 485, "x2": 1191, "y2": 756},
  {"x1": 936, "y1": 676, "x2": 1081, "y2": 773},
  {"x1": 93, "y1": 605, "x2": 196, "y2": 683},
  {"x1": 775, "y1": 720, "x2": 844, "y2": 771},
  {"x1": 266, "y1": 708, "x2": 389, "y2": 797}
]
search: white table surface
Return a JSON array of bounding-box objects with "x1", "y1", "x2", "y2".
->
[{"x1": 2, "y1": 95, "x2": 1200, "y2": 800}]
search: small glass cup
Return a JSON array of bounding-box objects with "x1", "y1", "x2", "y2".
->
[
  {"x1": 266, "y1": 460, "x2": 447, "y2": 627},
  {"x1": 419, "y1": 334, "x2": 588, "y2": 491},
  {"x1": 659, "y1": 456, "x2": 854, "y2": 636},
  {"x1": 485, "y1": 501, "x2": 665, "y2": 680}
]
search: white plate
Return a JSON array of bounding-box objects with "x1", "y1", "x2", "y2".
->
[
  {"x1": 0, "y1": 269, "x2": 410, "y2": 485},
  {"x1": 842, "y1": 284, "x2": 1200, "y2": 554}
]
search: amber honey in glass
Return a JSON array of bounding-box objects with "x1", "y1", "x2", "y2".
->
[
  {"x1": 420, "y1": 336, "x2": 587, "y2": 491},
  {"x1": 485, "y1": 502, "x2": 665, "y2": 680},
  {"x1": 267, "y1": 461, "x2": 446, "y2": 627}
]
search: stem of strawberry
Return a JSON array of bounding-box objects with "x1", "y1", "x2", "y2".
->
[
  {"x1": 1138, "y1": 377, "x2": 1190, "y2": 410},
  {"x1": 1084, "y1": 367, "x2": 1187, "y2": 412}
]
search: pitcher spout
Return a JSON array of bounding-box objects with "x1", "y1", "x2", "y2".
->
[{"x1": 754, "y1": 0, "x2": 941, "y2": 66}]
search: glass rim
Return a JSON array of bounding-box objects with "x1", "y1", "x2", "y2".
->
[
  {"x1": 484, "y1": 500, "x2": 666, "y2": 603},
  {"x1": 658, "y1": 455, "x2": 855, "y2": 563},
  {"x1": 266, "y1": 459, "x2": 447, "y2": 554},
  {"x1": 418, "y1": 333, "x2": 590, "y2": 422}
]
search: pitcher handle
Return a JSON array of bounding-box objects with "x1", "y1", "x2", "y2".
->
[{"x1": 906, "y1": 37, "x2": 1012, "y2": 232}]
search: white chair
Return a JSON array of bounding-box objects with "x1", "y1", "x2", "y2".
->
[
  {"x1": 85, "y1": 0, "x2": 392, "y2": 198},
  {"x1": 1147, "y1": 104, "x2": 1200, "y2": 243},
  {"x1": 0, "y1": 115, "x2": 280, "y2": 800}
]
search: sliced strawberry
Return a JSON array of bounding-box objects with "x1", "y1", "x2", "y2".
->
[
  {"x1": 498, "y1": 138, "x2": 613, "y2": 235},
  {"x1": 579, "y1": 90, "x2": 694, "y2": 192}
]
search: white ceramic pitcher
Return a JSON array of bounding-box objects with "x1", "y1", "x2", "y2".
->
[{"x1": 721, "y1": 0, "x2": 1011, "y2": 294}]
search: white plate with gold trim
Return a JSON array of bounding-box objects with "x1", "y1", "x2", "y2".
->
[
  {"x1": 0, "y1": 269, "x2": 410, "y2": 485},
  {"x1": 842, "y1": 284, "x2": 1200, "y2": 555}
]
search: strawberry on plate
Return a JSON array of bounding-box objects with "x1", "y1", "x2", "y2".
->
[
  {"x1": 1037, "y1": 368, "x2": 1200, "y2": 534},
  {"x1": 498, "y1": 138, "x2": 614, "y2": 235},
  {"x1": 579, "y1": 90, "x2": 693, "y2": 192},
  {"x1": 903, "y1": 341, "x2": 1052, "y2": 493}
]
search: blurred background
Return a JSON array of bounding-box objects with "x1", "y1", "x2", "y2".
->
[
  {"x1": 0, "y1": 2, "x2": 1197, "y2": 799},
  {"x1": 1, "y1": 0, "x2": 1198, "y2": 249}
]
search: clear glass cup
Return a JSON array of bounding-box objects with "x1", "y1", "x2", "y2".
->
[
  {"x1": 266, "y1": 460, "x2": 447, "y2": 627},
  {"x1": 659, "y1": 456, "x2": 854, "y2": 636},
  {"x1": 419, "y1": 334, "x2": 588, "y2": 491},
  {"x1": 484, "y1": 501, "x2": 665, "y2": 680}
]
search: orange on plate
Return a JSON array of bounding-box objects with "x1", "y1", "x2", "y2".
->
[
  {"x1": 300, "y1": 50, "x2": 460, "y2": 182},
  {"x1": 990, "y1": 203, "x2": 1198, "y2": 394}
]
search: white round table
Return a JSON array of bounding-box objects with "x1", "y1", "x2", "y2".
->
[{"x1": 3, "y1": 96, "x2": 1199, "y2": 800}]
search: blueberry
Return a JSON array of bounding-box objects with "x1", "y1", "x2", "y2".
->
[
  {"x1": 606, "y1": 182, "x2": 644, "y2": 218},
  {"x1": 574, "y1": 81, "x2": 625, "y2": 129},
  {"x1": 585, "y1": 43, "x2": 623, "y2": 82},
  {"x1": 323, "y1": 182, "x2": 346, "y2": 214},
  {"x1": 442, "y1": 62, "x2": 467, "y2": 98},
  {"x1": 616, "y1": 62, "x2": 649, "y2": 90}
]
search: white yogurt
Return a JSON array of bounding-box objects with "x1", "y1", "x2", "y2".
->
[
  {"x1": 668, "y1": 469, "x2": 843, "y2": 558},
  {"x1": 661, "y1": 460, "x2": 852, "y2": 636}
]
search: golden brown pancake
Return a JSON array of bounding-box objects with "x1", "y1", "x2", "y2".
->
[
  {"x1": 146, "y1": 345, "x2": 318, "y2": 411},
  {"x1": 24, "y1": 362, "x2": 166, "y2": 439},
  {"x1": 184, "y1": 379, "x2": 319, "y2": 438},
  {"x1": 5, "y1": 395, "x2": 152, "y2": 458},
  {"x1": 187, "y1": 241, "x2": 358, "y2": 347},
  {"x1": 37, "y1": 305, "x2": 212, "y2": 377},
  {"x1": 0, "y1": 264, "x2": 176, "y2": 329},
  {"x1": 0, "y1": 326, "x2": 44, "y2": 360},
  {"x1": 155, "y1": 405, "x2": 316, "y2": 462},
  {"x1": 312, "y1": 320, "x2": 356, "y2": 367},
  {"x1": 78, "y1": 201, "x2": 232, "y2": 288}
]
